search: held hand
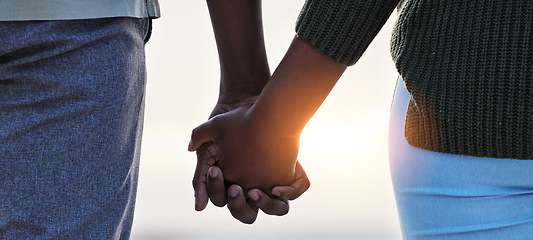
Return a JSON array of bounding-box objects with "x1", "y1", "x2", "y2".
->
[
  {"x1": 190, "y1": 132, "x2": 310, "y2": 224},
  {"x1": 190, "y1": 102, "x2": 308, "y2": 223},
  {"x1": 202, "y1": 163, "x2": 310, "y2": 224},
  {"x1": 189, "y1": 104, "x2": 299, "y2": 192},
  {"x1": 191, "y1": 99, "x2": 258, "y2": 210}
]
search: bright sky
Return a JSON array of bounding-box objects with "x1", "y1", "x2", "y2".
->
[{"x1": 132, "y1": 1, "x2": 402, "y2": 239}]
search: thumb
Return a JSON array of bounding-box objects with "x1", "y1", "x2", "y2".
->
[
  {"x1": 271, "y1": 161, "x2": 310, "y2": 200},
  {"x1": 188, "y1": 120, "x2": 220, "y2": 151}
]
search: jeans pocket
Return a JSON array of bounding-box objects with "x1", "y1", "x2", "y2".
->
[{"x1": 144, "y1": 18, "x2": 153, "y2": 44}]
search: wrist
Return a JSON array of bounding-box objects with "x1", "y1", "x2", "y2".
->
[
  {"x1": 217, "y1": 70, "x2": 270, "y2": 104},
  {"x1": 217, "y1": 83, "x2": 264, "y2": 105},
  {"x1": 245, "y1": 37, "x2": 346, "y2": 136}
]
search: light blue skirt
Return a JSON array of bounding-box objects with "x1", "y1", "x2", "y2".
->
[{"x1": 389, "y1": 78, "x2": 533, "y2": 240}]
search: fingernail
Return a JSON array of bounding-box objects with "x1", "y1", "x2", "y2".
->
[
  {"x1": 249, "y1": 191, "x2": 259, "y2": 201},
  {"x1": 272, "y1": 189, "x2": 281, "y2": 197},
  {"x1": 208, "y1": 167, "x2": 218, "y2": 178},
  {"x1": 229, "y1": 186, "x2": 239, "y2": 198}
]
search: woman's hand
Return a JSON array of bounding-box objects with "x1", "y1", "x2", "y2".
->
[
  {"x1": 190, "y1": 103, "x2": 299, "y2": 192},
  {"x1": 190, "y1": 99, "x2": 310, "y2": 223}
]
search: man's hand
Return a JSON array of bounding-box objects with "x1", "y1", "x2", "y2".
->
[
  {"x1": 190, "y1": 139, "x2": 310, "y2": 224},
  {"x1": 195, "y1": 162, "x2": 309, "y2": 224},
  {"x1": 199, "y1": 0, "x2": 313, "y2": 224}
]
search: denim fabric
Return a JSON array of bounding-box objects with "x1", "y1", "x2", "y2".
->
[
  {"x1": 0, "y1": 0, "x2": 160, "y2": 21},
  {"x1": 389, "y1": 78, "x2": 533, "y2": 240},
  {"x1": 0, "y1": 18, "x2": 150, "y2": 239}
]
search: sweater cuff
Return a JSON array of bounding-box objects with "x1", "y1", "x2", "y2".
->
[{"x1": 296, "y1": 0, "x2": 398, "y2": 66}]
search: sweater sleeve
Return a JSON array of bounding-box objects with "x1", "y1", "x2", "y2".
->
[{"x1": 296, "y1": 0, "x2": 399, "y2": 66}]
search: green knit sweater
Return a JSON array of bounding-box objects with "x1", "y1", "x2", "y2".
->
[{"x1": 296, "y1": 0, "x2": 533, "y2": 159}]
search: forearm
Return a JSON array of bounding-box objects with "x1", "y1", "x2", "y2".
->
[
  {"x1": 207, "y1": 0, "x2": 270, "y2": 103},
  {"x1": 248, "y1": 37, "x2": 347, "y2": 135},
  {"x1": 190, "y1": 38, "x2": 340, "y2": 192}
]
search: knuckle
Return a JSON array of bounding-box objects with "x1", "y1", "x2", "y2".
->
[
  {"x1": 241, "y1": 218, "x2": 256, "y2": 224},
  {"x1": 276, "y1": 206, "x2": 289, "y2": 216},
  {"x1": 232, "y1": 211, "x2": 257, "y2": 224},
  {"x1": 190, "y1": 127, "x2": 199, "y2": 139},
  {"x1": 211, "y1": 199, "x2": 226, "y2": 207},
  {"x1": 304, "y1": 179, "x2": 311, "y2": 190}
]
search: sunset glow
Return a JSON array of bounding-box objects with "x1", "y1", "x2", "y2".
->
[{"x1": 132, "y1": 0, "x2": 402, "y2": 239}]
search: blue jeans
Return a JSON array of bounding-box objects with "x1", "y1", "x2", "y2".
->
[
  {"x1": 0, "y1": 18, "x2": 150, "y2": 239},
  {"x1": 389, "y1": 77, "x2": 533, "y2": 239}
]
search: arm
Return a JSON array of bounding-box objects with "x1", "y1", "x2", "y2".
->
[
  {"x1": 191, "y1": 0, "x2": 310, "y2": 224},
  {"x1": 206, "y1": 0, "x2": 269, "y2": 106},
  {"x1": 192, "y1": 0, "x2": 397, "y2": 222},
  {"x1": 190, "y1": 36, "x2": 345, "y2": 193},
  {"x1": 248, "y1": 37, "x2": 346, "y2": 138}
]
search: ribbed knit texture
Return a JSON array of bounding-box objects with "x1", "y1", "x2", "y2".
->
[
  {"x1": 296, "y1": 0, "x2": 399, "y2": 66},
  {"x1": 296, "y1": 0, "x2": 533, "y2": 159}
]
